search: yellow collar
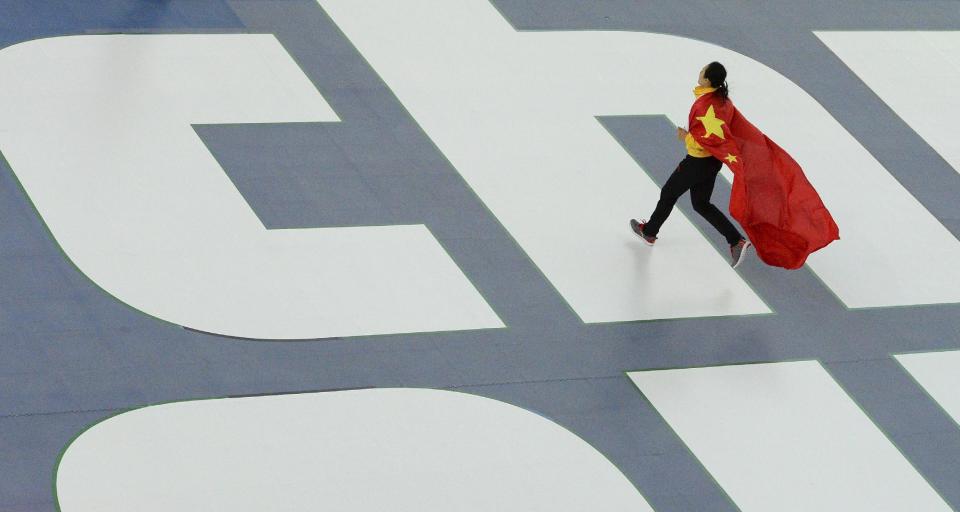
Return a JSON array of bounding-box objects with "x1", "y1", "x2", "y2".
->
[{"x1": 693, "y1": 86, "x2": 717, "y2": 97}]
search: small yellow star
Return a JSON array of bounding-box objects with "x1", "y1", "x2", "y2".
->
[
  {"x1": 696, "y1": 105, "x2": 726, "y2": 140},
  {"x1": 724, "y1": 153, "x2": 738, "y2": 163}
]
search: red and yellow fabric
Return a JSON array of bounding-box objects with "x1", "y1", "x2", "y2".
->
[
  {"x1": 686, "y1": 86, "x2": 840, "y2": 269},
  {"x1": 685, "y1": 86, "x2": 715, "y2": 157}
]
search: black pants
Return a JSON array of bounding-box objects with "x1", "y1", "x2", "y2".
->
[{"x1": 645, "y1": 155, "x2": 743, "y2": 246}]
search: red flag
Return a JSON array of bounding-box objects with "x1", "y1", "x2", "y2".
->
[{"x1": 687, "y1": 93, "x2": 839, "y2": 269}]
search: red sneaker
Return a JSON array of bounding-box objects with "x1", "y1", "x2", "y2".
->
[
  {"x1": 731, "y1": 239, "x2": 752, "y2": 268},
  {"x1": 630, "y1": 219, "x2": 657, "y2": 246}
]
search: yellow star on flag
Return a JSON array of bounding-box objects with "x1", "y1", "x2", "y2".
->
[
  {"x1": 724, "y1": 153, "x2": 738, "y2": 163},
  {"x1": 696, "y1": 105, "x2": 726, "y2": 140}
]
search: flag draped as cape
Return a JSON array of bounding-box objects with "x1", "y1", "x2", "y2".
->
[{"x1": 687, "y1": 92, "x2": 839, "y2": 269}]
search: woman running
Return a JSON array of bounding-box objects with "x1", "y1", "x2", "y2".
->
[{"x1": 630, "y1": 62, "x2": 751, "y2": 268}]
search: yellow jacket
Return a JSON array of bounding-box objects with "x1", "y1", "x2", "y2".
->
[{"x1": 685, "y1": 86, "x2": 716, "y2": 158}]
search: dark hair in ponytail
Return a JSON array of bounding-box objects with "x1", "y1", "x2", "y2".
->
[{"x1": 704, "y1": 61, "x2": 729, "y2": 102}]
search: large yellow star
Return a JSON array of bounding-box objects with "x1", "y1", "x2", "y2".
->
[
  {"x1": 696, "y1": 105, "x2": 726, "y2": 140},
  {"x1": 724, "y1": 153, "x2": 738, "y2": 163}
]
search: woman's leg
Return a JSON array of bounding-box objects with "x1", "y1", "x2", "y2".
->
[
  {"x1": 689, "y1": 162, "x2": 743, "y2": 246},
  {"x1": 643, "y1": 157, "x2": 699, "y2": 237}
]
